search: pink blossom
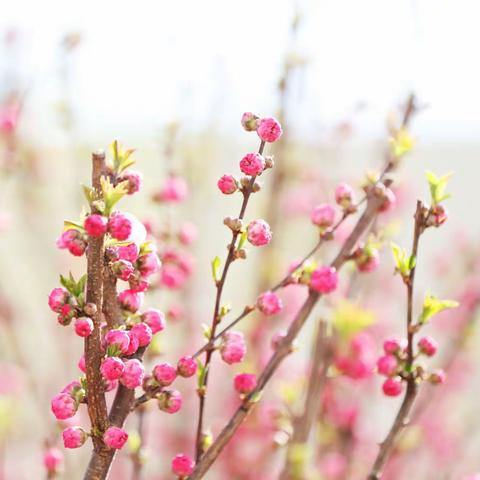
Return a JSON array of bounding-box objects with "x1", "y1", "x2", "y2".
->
[
  {"x1": 311, "y1": 204, "x2": 336, "y2": 228},
  {"x1": 137, "y1": 252, "x2": 161, "y2": 277},
  {"x1": 256, "y1": 291, "x2": 283, "y2": 316},
  {"x1": 103, "y1": 426, "x2": 128, "y2": 449},
  {"x1": 84, "y1": 214, "x2": 107, "y2": 237},
  {"x1": 57, "y1": 303, "x2": 75, "y2": 326},
  {"x1": 335, "y1": 333, "x2": 376, "y2": 380},
  {"x1": 118, "y1": 289, "x2": 143, "y2": 313},
  {"x1": 62, "y1": 426, "x2": 87, "y2": 448},
  {"x1": 382, "y1": 377, "x2": 403, "y2": 396},
  {"x1": 121, "y1": 359, "x2": 145, "y2": 389},
  {"x1": 430, "y1": 369, "x2": 447, "y2": 385},
  {"x1": 383, "y1": 337, "x2": 407, "y2": 354},
  {"x1": 256, "y1": 117, "x2": 282, "y2": 143},
  {"x1": 118, "y1": 170, "x2": 143, "y2": 195},
  {"x1": 418, "y1": 336, "x2": 438, "y2": 357},
  {"x1": 51, "y1": 393, "x2": 77, "y2": 420},
  {"x1": 43, "y1": 447, "x2": 63, "y2": 473},
  {"x1": 153, "y1": 362, "x2": 177, "y2": 386},
  {"x1": 247, "y1": 219, "x2": 272, "y2": 247},
  {"x1": 167, "y1": 304, "x2": 184, "y2": 321},
  {"x1": 160, "y1": 264, "x2": 188, "y2": 289},
  {"x1": 172, "y1": 453, "x2": 195, "y2": 476},
  {"x1": 241, "y1": 112, "x2": 259, "y2": 132},
  {"x1": 74, "y1": 317, "x2": 94, "y2": 337},
  {"x1": 234, "y1": 373, "x2": 257, "y2": 394},
  {"x1": 240, "y1": 153, "x2": 265, "y2": 177},
  {"x1": 356, "y1": 248, "x2": 380, "y2": 273},
  {"x1": 124, "y1": 331, "x2": 140, "y2": 356},
  {"x1": 117, "y1": 243, "x2": 139, "y2": 263},
  {"x1": 158, "y1": 389, "x2": 182, "y2": 413},
  {"x1": 108, "y1": 213, "x2": 132, "y2": 240},
  {"x1": 178, "y1": 222, "x2": 197, "y2": 245},
  {"x1": 105, "y1": 329, "x2": 130, "y2": 355},
  {"x1": 130, "y1": 322, "x2": 153, "y2": 347},
  {"x1": 335, "y1": 183, "x2": 354, "y2": 207},
  {"x1": 217, "y1": 174, "x2": 238, "y2": 194},
  {"x1": 377, "y1": 355, "x2": 398, "y2": 377},
  {"x1": 310, "y1": 266, "x2": 338, "y2": 294},
  {"x1": 78, "y1": 355, "x2": 86, "y2": 373},
  {"x1": 48, "y1": 287, "x2": 69, "y2": 313},
  {"x1": 61, "y1": 380, "x2": 81, "y2": 395},
  {"x1": 221, "y1": 331, "x2": 247, "y2": 364},
  {"x1": 141, "y1": 308, "x2": 165, "y2": 334},
  {"x1": 111, "y1": 259, "x2": 134, "y2": 281},
  {"x1": 101, "y1": 357, "x2": 125, "y2": 381},
  {"x1": 155, "y1": 175, "x2": 188, "y2": 203},
  {"x1": 177, "y1": 355, "x2": 197, "y2": 378},
  {"x1": 432, "y1": 204, "x2": 448, "y2": 226},
  {"x1": 56, "y1": 229, "x2": 87, "y2": 256}
]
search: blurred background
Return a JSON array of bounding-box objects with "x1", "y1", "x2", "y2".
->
[{"x1": 0, "y1": 1, "x2": 479, "y2": 479}]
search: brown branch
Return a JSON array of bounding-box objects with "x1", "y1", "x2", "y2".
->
[
  {"x1": 189, "y1": 191, "x2": 384, "y2": 479},
  {"x1": 194, "y1": 140, "x2": 265, "y2": 460},
  {"x1": 84, "y1": 151, "x2": 109, "y2": 452},
  {"x1": 366, "y1": 201, "x2": 426, "y2": 480}
]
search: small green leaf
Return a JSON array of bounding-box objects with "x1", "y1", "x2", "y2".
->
[
  {"x1": 197, "y1": 360, "x2": 207, "y2": 388},
  {"x1": 419, "y1": 293, "x2": 459, "y2": 324},
  {"x1": 237, "y1": 230, "x2": 248, "y2": 251},
  {"x1": 391, "y1": 242, "x2": 411, "y2": 277},
  {"x1": 425, "y1": 171, "x2": 453, "y2": 206},
  {"x1": 63, "y1": 220, "x2": 84, "y2": 232},
  {"x1": 211, "y1": 256, "x2": 221, "y2": 283},
  {"x1": 248, "y1": 390, "x2": 263, "y2": 404},
  {"x1": 201, "y1": 323, "x2": 212, "y2": 340},
  {"x1": 127, "y1": 431, "x2": 141, "y2": 453},
  {"x1": 219, "y1": 304, "x2": 231, "y2": 319},
  {"x1": 101, "y1": 176, "x2": 129, "y2": 216}
]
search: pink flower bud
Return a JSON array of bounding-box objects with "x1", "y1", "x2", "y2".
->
[
  {"x1": 158, "y1": 389, "x2": 182, "y2": 413},
  {"x1": 57, "y1": 304, "x2": 75, "y2": 326},
  {"x1": 383, "y1": 337, "x2": 407, "y2": 355},
  {"x1": 118, "y1": 289, "x2": 144, "y2": 313},
  {"x1": 311, "y1": 204, "x2": 336, "y2": 228},
  {"x1": 310, "y1": 266, "x2": 338, "y2": 294},
  {"x1": 74, "y1": 317, "x2": 94, "y2": 337},
  {"x1": 432, "y1": 204, "x2": 448, "y2": 226},
  {"x1": 141, "y1": 308, "x2": 166, "y2": 334},
  {"x1": 247, "y1": 219, "x2": 272, "y2": 247},
  {"x1": 137, "y1": 252, "x2": 161, "y2": 278},
  {"x1": 335, "y1": 183, "x2": 355, "y2": 207},
  {"x1": 118, "y1": 170, "x2": 143, "y2": 195},
  {"x1": 111, "y1": 259, "x2": 135, "y2": 281},
  {"x1": 217, "y1": 174, "x2": 238, "y2": 194},
  {"x1": 43, "y1": 447, "x2": 63, "y2": 473},
  {"x1": 130, "y1": 322, "x2": 153, "y2": 347},
  {"x1": 178, "y1": 222, "x2": 197, "y2": 245},
  {"x1": 48, "y1": 287, "x2": 69, "y2": 313},
  {"x1": 160, "y1": 264, "x2": 188, "y2": 289},
  {"x1": 103, "y1": 426, "x2": 128, "y2": 449},
  {"x1": 429, "y1": 369, "x2": 446, "y2": 385},
  {"x1": 234, "y1": 373, "x2": 257, "y2": 395},
  {"x1": 177, "y1": 356, "x2": 197, "y2": 378},
  {"x1": 355, "y1": 248, "x2": 380, "y2": 273},
  {"x1": 241, "y1": 112, "x2": 259, "y2": 132},
  {"x1": 256, "y1": 117, "x2": 283, "y2": 143},
  {"x1": 240, "y1": 153, "x2": 265, "y2": 177},
  {"x1": 382, "y1": 377, "x2": 403, "y2": 397},
  {"x1": 172, "y1": 453, "x2": 195, "y2": 477},
  {"x1": 221, "y1": 331, "x2": 247, "y2": 364},
  {"x1": 105, "y1": 329, "x2": 130, "y2": 355},
  {"x1": 78, "y1": 355, "x2": 86, "y2": 373},
  {"x1": 51, "y1": 392, "x2": 77, "y2": 420},
  {"x1": 101, "y1": 357, "x2": 125, "y2": 381},
  {"x1": 121, "y1": 359, "x2": 145, "y2": 389},
  {"x1": 256, "y1": 291, "x2": 283, "y2": 316},
  {"x1": 377, "y1": 355, "x2": 398, "y2": 377},
  {"x1": 108, "y1": 213, "x2": 132, "y2": 241},
  {"x1": 153, "y1": 362, "x2": 177, "y2": 386},
  {"x1": 123, "y1": 330, "x2": 139, "y2": 356},
  {"x1": 117, "y1": 243, "x2": 139, "y2": 263},
  {"x1": 84, "y1": 214, "x2": 107, "y2": 237},
  {"x1": 62, "y1": 426, "x2": 87, "y2": 449},
  {"x1": 155, "y1": 175, "x2": 188, "y2": 203},
  {"x1": 56, "y1": 229, "x2": 87, "y2": 256},
  {"x1": 418, "y1": 336, "x2": 438, "y2": 357},
  {"x1": 378, "y1": 188, "x2": 396, "y2": 213}
]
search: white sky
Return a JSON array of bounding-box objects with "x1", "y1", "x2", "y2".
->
[{"x1": 1, "y1": 0, "x2": 479, "y2": 143}]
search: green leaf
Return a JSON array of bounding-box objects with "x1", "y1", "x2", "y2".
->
[
  {"x1": 127, "y1": 431, "x2": 141, "y2": 453},
  {"x1": 391, "y1": 242, "x2": 411, "y2": 277},
  {"x1": 419, "y1": 293, "x2": 459, "y2": 324},
  {"x1": 197, "y1": 359, "x2": 207, "y2": 389},
  {"x1": 63, "y1": 220, "x2": 84, "y2": 232},
  {"x1": 211, "y1": 256, "x2": 221, "y2": 283},
  {"x1": 201, "y1": 323, "x2": 211, "y2": 340},
  {"x1": 100, "y1": 176, "x2": 129, "y2": 216},
  {"x1": 237, "y1": 230, "x2": 248, "y2": 251},
  {"x1": 425, "y1": 171, "x2": 453, "y2": 206}
]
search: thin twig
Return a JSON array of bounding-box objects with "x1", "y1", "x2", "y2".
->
[{"x1": 366, "y1": 201, "x2": 425, "y2": 480}]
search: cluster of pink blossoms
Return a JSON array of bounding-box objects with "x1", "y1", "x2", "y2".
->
[
  {"x1": 48, "y1": 148, "x2": 201, "y2": 471},
  {"x1": 377, "y1": 336, "x2": 445, "y2": 397}
]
